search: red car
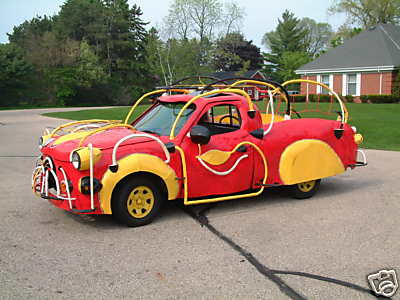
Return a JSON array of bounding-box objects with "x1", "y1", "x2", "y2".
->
[{"x1": 32, "y1": 78, "x2": 366, "y2": 226}]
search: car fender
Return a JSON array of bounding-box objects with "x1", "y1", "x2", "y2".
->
[
  {"x1": 99, "y1": 153, "x2": 179, "y2": 214},
  {"x1": 279, "y1": 139, "x2": 345, "y2": 185}
]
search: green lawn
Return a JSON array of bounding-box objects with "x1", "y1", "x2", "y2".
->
[{"x1": 42, "y1": 102, "x2": 400, "y2": 151}]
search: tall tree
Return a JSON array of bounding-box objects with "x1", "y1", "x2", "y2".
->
[
  {"x1": 0, "y1": 44, "x2": 33, "y2": 106},
  {"x1": 146, "y1": 32, "x2": 206, "y2": 85},
  {"x1": 329, "y1": 0, "x2": 400, "y2": 28},
  {"x1": 223, "y1": 1, "x2": 244, "y2": 35},
  {"x1": 300, "y1": 18, "x2": 333, "y2": 58},
  {"x1": 55, "y1": 0, "x2": 106, "y2": 46},
  {"x1": 262, "y1": 10, "x2": 310, "y2": 81},
  {"x1": 212, "y1": 32, "x2": 262, "y2": 71},
  {"x1": 8, "y1": 15, "x2": 55, "y2": 50},
  {"x1": 276, "y1": 51, "x2": 311, "y2": 82},
  {"x1": 164, "y1": 0, "x2": 194, "y2": 40},
  {"x1": 330, "y1": 25, "x2": 362, "y2": 47},
  {"x1": 163, "y1": 0, "x2": 244, "y2": 66}
]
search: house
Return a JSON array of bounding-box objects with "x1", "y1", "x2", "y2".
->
[
  {"x1": 296, "y1": 24, "x2": 400, "y2": 100},
  {"x1": 209, "y1": 69, "x2": 266, "y2": 100}
]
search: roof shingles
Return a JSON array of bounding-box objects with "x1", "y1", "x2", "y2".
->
[{"x1": 296, "y1": 24, "x2": 400, "y2": 73}]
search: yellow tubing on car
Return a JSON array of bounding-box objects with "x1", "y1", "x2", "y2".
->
[
  {"x1": 78, "y1": 124, "x2": 135, "y2": 147},
  {"x1": 279, "y1": 139, "x2": 345, "y2": 185},
  {"x1": 53, "y1": 130, "x2": 96, "y2": 145},
  {"x1": 50, "y1": 119, "x2": 119, "y2": 137},
  {"x1": 229, "y1": 79, "x2": 290, "y2": 114},
  {"x1": 99, "y1": 153, "x2": 179, "y2": 214},
  {"x1": 123, "y1": 89, "x2": 167, "y2": 124},
  {"x1": 175, "y1": 142, "x2": 268, "y2": 205},
  {"x1": 282, "y1": 79, "x2": 349, "y2": 123},
  {"x1": 169, "y1": 88, "x2": 253, "y2": 139}
]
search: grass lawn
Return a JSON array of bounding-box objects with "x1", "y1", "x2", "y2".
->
[{"x1": 42, "y1": 102, "x2": 400, "y2": 151}]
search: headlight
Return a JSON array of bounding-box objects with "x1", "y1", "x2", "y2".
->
[
  {"x1": 38, "y1": 135, "x2": 54, "y2": 148},
  {"x1": 354, "y1": 133, "x2": 363, "y2": 145},
  {"x1": 70, "y1": 147, "x2": 102, "y2": 171},
  {"x1": 71, "y1": 151, "x2": 81, "y2": 169}
]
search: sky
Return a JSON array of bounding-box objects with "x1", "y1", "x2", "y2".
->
[{"x1": 0, "y1": 0, "x2": 345, "y2": 49}]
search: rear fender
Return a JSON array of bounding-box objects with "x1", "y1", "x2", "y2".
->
[{"x1": 279, "y1": 139, "x2": 345, "y2": 185}]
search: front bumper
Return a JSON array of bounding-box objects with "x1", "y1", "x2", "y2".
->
[{"x1": 32, "y1": 156, "x2": 99, "y2": 214}]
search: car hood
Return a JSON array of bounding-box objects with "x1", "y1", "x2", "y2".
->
[{"x1": 41, "y1": 127, "x2": 170, "y2": 162}]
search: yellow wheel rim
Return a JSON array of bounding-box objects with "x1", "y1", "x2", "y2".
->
[
  {"x1": 297, "y1": 180, "x2": 316, "y2": 193},
  {"x1": 127, "y1": 186, "x2": 155, "y2": 218}
]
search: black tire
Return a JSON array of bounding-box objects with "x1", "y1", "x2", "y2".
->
[
  {"x1": 112, "y1": 176, "x2": 164, "y2": 227},
  {"x1": 289, "y1": 179, "x2": 321, "y2": 199}
]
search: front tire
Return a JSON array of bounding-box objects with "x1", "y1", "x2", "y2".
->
[
  {"x1": 112, "y1": 177, "x2": 164, "y2": 227},
  {"x1": 290, "y1": 179, "x2": 321, "y2": 199}
]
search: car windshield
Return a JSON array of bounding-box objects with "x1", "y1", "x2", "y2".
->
[{"x1": 134, "y1": 102, "x2": 196, "y2": 136}]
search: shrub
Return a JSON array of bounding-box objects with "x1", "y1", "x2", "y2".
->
[
  {"x1": 307, "y1": 94, "x2": 332, "y2": 103},
  {"x1": 291, "y1": 95, "x2": 306, "y2": 102},
  {"x1": 344, "y1": 95, "x2": 354, "y2": 103},
  {"x1": 360, "y1": 94, "x2": 398, "y2": 103}
]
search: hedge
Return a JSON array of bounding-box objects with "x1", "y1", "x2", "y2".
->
[
  {"x1": 360, "y1": 94, "x2": 399, "y2": 103},
  {"x1": 291, "y1": 94, "x2": 398, "y2": 103}
]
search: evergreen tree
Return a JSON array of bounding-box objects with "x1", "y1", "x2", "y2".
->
[{"x1": 262, "y1": 10, "x2": 310, "y2": 81}]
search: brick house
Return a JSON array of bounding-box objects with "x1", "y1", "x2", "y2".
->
[
  {"x1": 295, "y1": 24, "x2": 400, "y2": 100},
  {"x1": 210, "y1": 70, "x2": 266, "y2": 100}
]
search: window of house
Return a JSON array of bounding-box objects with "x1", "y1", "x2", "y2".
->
[
  {"x1": 347, "y1": 74, "x2": 357, "y2": 95},
  {"x1": 321, "y1": 74, "x2": 330, "y2": 94}
]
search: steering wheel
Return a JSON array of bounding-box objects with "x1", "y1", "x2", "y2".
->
[{"x1": 218, "y1": 114, "x2": 240, "y2": 125}]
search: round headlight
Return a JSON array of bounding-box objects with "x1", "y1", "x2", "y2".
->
[{"x1": 71, "y1": 152, "x2": 81, "y2": 169}]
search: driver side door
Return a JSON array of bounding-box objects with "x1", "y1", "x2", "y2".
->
[{"x1": 179, "y1": 103, "x2": 255, "y2": 199}]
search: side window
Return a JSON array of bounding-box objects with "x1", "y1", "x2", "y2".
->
[{"x1": 198, "y1": 104, "x2": 241, "y2": 136}]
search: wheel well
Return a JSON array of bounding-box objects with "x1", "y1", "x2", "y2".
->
[{"x1": 111, "y1": 172, "x2": 168, "y2": 212}]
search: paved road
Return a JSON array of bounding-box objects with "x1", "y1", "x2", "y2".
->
[{"x1": 0, "y1": 108, "x2": 399, "y2": 299}]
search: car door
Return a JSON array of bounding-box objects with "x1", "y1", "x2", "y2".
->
[{"x1": 179, "y1": 102, "x2": 256, "y2": 199}]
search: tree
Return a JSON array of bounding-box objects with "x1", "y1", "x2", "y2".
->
[
  {"x1": 330, "y1": 25, "x2": 362, "y2": 47},
  {"x1": 8, "y1": 15, "x2": 55, "y2": 50},
  {"x1": 55, "y1": 0, "x2": 150, "y2": 102},
  {"x1": 0, "y1": 44, "x2": 33, "y2": 106},
  {"x1": 163, "y1": 0, "x2": 245, "y2": 66},
  {"x1": 329, "y1": 0, "x2": 400, "y2": 28},
  {"x1": 212, "y1": 32, "x2": 262, "y2": 71},
  {"x1": 276, "y1": 51, "x2": 311, "y2": 82},
  {"x1": 223, "y1": 1, "x2": 244, "y2": 35},
  {"x1": 300, "y1": 18, "x2": 333, "y2": 58},
  {"x1": 262, "y1": 10, "x2": 310, "y2": 81},
  {"x1": 55, "y1": 0, "x2": 106, "y2": 46},
  {"x1": 146, "y1": 34, "x2": 206, "y2": 85}
]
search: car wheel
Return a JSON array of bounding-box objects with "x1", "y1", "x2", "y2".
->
[
  {"x1": 112, "y1": 177, "x2": 164, "y2": 227},
  {"x1": 290, "y1": 179, "x2": 321, "y2": 199}
]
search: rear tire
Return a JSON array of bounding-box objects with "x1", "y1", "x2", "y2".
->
[
  {"x1": 112, "y1": 177, "x2": 164, "y2": 227},
  {"x1": 290, "y1": 179, "x2": 321, "y2": 199}
]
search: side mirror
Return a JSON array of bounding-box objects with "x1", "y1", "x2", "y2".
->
[{"x1": 190, "y1": 125, "x2": 211, "y2": 145}]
